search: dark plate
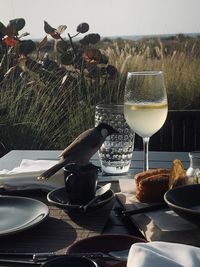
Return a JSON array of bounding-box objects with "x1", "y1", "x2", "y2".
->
[
  {"x1": 47, "y1": 186, "x2": 114, "y2": 212},
  {"x1": 164, "y1": 184, "x2": 200, "y2": 226},
  {"x1": 0, "y1": 196, "x2": 49, "y2": 236},
  {"x1": 67, "y1": 234, "x2": 146, "y2": 267},
  {"x1": 41, "y1": 256, "x2": 97, "y2": 267}
]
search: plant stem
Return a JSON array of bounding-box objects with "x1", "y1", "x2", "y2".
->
[{"x1": 67, "y1": 33, "x2": 76, "y2": 55}]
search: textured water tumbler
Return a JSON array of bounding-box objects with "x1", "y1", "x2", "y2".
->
[{"x1": 95, "y1": 104, "x2": 135, "y2": 174}]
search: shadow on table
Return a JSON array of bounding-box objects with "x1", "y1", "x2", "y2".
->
[
  {"x1": 0, "y1": 216, "x2": 77, "y2": 253},
  {"x1": 68, "y1": 200, "x2": 115, "y2": 231}
]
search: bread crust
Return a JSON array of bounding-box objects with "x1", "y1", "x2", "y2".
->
[
  {"x1": 135, "y1": 168, "x2": 169, "y2": 184},
  {"x1": 135, "y1": 159, "x2": 187, "y2": 203},
  {"x1": 168, "y1": 159, "x2": 186, "y2": 189},
  {"x1": 135, "y1": 169, "x2": 170, "y2": 203}
]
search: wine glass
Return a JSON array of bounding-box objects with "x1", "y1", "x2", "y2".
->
[{"x1": 124, "y1": 71, "x2": 168, "y2": 171}]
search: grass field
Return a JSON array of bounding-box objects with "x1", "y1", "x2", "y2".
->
[
  {"x1": 0, "y1": 35, "x2": 200, "y2": 154},
  {"x1": 103, "y1": 37, "x2": 200, "y2": 110}
]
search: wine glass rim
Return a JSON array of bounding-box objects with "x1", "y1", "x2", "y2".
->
[
  {"x1": 128, "y1": 71, "x2": 163, "y2": 76},
  {"x1": 189, "y1": 151, "x2": 200, "y2": 159},
  {"x1": 96, "y1": 104, "x2": 123, "y2": 110}
]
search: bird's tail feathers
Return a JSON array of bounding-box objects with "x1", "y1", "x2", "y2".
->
[{"x1": 37, "y1": 161, "x2": 66, "y2": 180}]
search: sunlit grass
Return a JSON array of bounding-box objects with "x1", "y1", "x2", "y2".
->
[
  {"x1": 0, "y1": 67, "x2": 121, "y2": 153},
  {"x1": 1, "y1": 38, "x2": 200, "y2": 153},
  {"x1": 104, "y1": 39, "x2": 200, "y2": 110}
]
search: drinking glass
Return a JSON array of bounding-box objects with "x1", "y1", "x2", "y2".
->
[
  {"x1": 95, "y1": 104, "x2": 135, "y2": 174},
  {"x1": 124, "y1": 71, "x2": 168, "y2": 170},
  {"x1": 186, "y1": 151, "x2": 200, "y2": 184}
]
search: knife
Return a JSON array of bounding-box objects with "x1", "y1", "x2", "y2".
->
[
  {"x1": 33, "y1": 251, "x2": 123, "y2": 262},
  {"x1": 117, "y1": 202, "x2": 168, "y2": 217},
  {"x1": 0, "y1": 253, "x2": 97, "y2": 265},
  {"x1": 0, "y1": 250, "x2": 123, "y2": 264},
  {"x1": 0, "y1": 252, "x2": 39, "y2": 265}
]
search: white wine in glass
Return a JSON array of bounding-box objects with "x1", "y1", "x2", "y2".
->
[{"x1": 124, "y1": 71, "x2": 168, "y2": 170}]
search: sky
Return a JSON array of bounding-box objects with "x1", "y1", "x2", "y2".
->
[{"x1": 1, "y1": 0, "x2": 200, "y2": 40}]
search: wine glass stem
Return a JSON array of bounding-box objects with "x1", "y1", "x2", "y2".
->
[{"x1": 143, "y1": 137, "x2": 150, "y2": 171}]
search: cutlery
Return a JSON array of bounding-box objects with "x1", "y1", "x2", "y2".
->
[
  {"x1": 0, "y1": 252, "x2": 39, "y2": 265},
  {"x1": 64, "y1": 183, "x2": 112, "y2": 210},
  {"x1": 108, "y1": 249, "x2": 129, "y2": 261},
  {"x1": 80, "y1": 183, "x2": 111, "y2": 212},
  {"x1": 116, "y1": 202, "x2": 168, "y2": 217},
  {"x1": 0, "y1": 259, "x2": 38, "y2": 265},
  {"x1": 0, "y1": 249, "x2": 127, "y2": 264},
  {"x1": 33, "y1": 250, "x2": 126, "y2": 262}
]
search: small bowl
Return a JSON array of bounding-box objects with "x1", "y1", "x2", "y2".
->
[
  {"x1": 67, "y1": 234, "x2": 146, "y2": 253},
  {"x1": 41, "y1": 256, "x2": 97, "y2": 267},
  {"x1": 67, "y1": 234, "x2": 146, "y2": 267},
  {"x1": 164, "y1": 184, "x2": 200, "y2": 226}
]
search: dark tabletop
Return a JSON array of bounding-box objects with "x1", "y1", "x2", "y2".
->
[{"x1": 0, "y1": 150, "x2": 190, "y2": 266}]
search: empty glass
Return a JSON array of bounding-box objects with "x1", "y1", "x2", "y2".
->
[
  {"x1": 95, "y1": 104, "x2": 135, "y2": 174},
  {"x1": 186, "y1": 151, "x2": 200, "y2": 184}
]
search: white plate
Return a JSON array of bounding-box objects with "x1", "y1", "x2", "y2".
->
[{"x1": 0, "y1": 196, "x2": 49, "y2": 236}]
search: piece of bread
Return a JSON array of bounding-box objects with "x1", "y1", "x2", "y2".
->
[
  {"x1": 135, "y1": 159, "x2": 187, "y2": 203},
  {"x1": 168, "y1": 159, "x2": 186, "y2": 189},
  {"x1": 135, "y1": 169, "x2": 170, "y2": 203}
]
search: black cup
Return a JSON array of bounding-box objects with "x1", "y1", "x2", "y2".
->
[{"x1": 64, "y1": 163, "x2": 99, "y2": 204}]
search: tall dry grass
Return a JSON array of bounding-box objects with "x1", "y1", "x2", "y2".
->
[
  {"x1": 1, "y1": 37, "x2": 200, "y2": 153},
  {"x1": 104, "y1": 39, "x2": 200, "y2": 109},
  {"x1": 0, "y1": 63, "x2": 121, "y2": 153}
]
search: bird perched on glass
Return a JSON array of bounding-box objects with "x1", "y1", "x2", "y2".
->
[{"x1": 37, "y1": 123, "x2": 119, "y2": 180}]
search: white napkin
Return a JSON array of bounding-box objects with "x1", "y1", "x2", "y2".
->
[
  {"x1": 127, "y1": 241, "x2": 200, "y2": 267},
  {"x1": 119, "y1": 178, "x2": 136, "y2": 193},
  {"x1": 0, "y1": 159, "x2": 58, "y2": 175},
  {"x1": 0, "y1": 159, "x2": 64, "y2": 191}
]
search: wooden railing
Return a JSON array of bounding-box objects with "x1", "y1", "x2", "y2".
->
[{"x1": 134, "y1": 110, "x2": 200, "y2": 152}]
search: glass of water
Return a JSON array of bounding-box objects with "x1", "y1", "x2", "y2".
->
[{"x1": 95, "y1": 104, "x2": 135, "y2": 175}]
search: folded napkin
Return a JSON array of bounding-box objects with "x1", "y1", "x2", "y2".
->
[
  {"x1": 119, "y1": 178, "x2": 136, "y2": 193},
  {"x1": 127, "y1": 241, "x2": 200, "y2": 267},
  {"x1": 0, "y1": 159, "x2": 65, "y2": 192}
]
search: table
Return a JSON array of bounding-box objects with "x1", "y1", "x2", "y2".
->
[
  {"x1": 0, "y1": 150, "x2": 190, "y2": 266},
  {"x1": 0, "y1": 150, "x2": 190, "y2": 176}
]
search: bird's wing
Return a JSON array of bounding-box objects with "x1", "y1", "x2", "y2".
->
[{"x1": 59, "y1": 128, "x2": 103, "y2": 159}]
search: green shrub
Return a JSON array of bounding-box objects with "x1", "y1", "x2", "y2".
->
[{"x1": 0, "y1": 18, "x2": 119, "y2": 154}]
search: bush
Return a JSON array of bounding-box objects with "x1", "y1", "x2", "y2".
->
[{"x1": 0, "y1": 18, "x2": 119, "y2": 154}]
